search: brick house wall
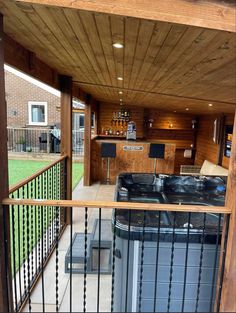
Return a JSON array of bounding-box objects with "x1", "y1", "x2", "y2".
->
[{"x1": 5, "y1": 70, "x2": 61, "y2": 128}]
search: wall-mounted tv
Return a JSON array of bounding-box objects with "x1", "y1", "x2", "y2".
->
[{"x1": 224, "y1": 125, "x2": 233, "y2": 158}]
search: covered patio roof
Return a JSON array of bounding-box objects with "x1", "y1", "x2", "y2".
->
[
  {"x1": 0, "y1": 1, "x2": 236, "y2": 313},
  {"x1": 0, "y1": 0, "x2": 236, "y2": 114}
]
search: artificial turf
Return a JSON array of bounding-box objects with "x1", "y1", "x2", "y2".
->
[{"x1": 8, "y1": 159, "x2": 84, "y2": 272}]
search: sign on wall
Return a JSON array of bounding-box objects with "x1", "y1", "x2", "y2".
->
[{"x1": 123, "y1": 145, "x2": 144, "y2": 151}]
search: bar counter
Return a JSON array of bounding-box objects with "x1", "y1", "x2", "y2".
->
[{"x1": 91, "y1": 137, "x2": 176, "y2": 184}]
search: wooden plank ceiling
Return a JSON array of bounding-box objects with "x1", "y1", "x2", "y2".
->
[{"x1": 0, "y1": 1, "x2": 236, "y2": 114}]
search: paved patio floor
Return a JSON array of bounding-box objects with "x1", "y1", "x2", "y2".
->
[{"x1": 23, "y1": 178, "x2": 115, "y2": 312}]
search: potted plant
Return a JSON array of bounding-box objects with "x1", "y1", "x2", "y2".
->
[{"x1": 15, "y1": 137, "x2": 26, "y2": 152}]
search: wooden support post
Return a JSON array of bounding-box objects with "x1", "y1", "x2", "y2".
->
[
  {"x1": 220, "y1": 109, "x2": 236, "y2": 312},
  {"x1": 0, "y1": 13, "x2": 13, "y2": 312},
  {"x1": 84, "y1": 94, "x2": 92, "y2": 186},
  {"x1": 60, "y1": 76, "x2": 72, "y2": 223}
]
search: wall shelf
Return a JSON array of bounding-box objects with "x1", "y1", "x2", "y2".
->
[{"x1": 148, "y1": 128, "x2": 197, "y2": 131}]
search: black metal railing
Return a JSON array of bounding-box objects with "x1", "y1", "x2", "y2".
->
[
  {"x1": 7, "y1": 127, "x2": 84, "y2": 156},
  {"x1": 8, "y1": 156, "x2": 67, "y2": 312},
  {"x1": 1, "y1": 199, "x2": 230, "y2": 313}
]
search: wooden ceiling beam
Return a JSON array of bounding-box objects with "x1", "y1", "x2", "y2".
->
[
  {"x1": 4, "y1": 33, "x2": 96, "y2": 104},
  {"x1": 15, "y1": 0, "x2": 236, "y2": 32},
  {"x1": 4, "y1": 34, "x2": 60, "y2": 89}
]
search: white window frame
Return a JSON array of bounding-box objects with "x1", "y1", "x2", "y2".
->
[{"x1": 28, "y1": 101, "x2": 48, "y2": 126}]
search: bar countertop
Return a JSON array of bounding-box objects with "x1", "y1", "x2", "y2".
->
[{"x1": 93, "y1": 136, "x2": 176, "y2": 146}]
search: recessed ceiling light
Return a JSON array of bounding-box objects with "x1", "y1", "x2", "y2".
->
[
  {"x1": 174, "y1": 110, "x2": 177, "y2": 113},
  {"x1": 118, "y1": 91, "x2": 123, "y2": 95},
  {"x1": 119, "y1": 99, "x2": 123, "y2": 102},
  {"x1": 117, "y1": 77, "x2": 123, "y2": 81},
  {"x1": 113, "y1": 43, "x2": 124, "y2": 49},
  {"x1": 186, "y1": 108, "x2": 189, "y2": 111},
  {"x1": 208, "y1": 103, "x2": 213, "y2": 107}
]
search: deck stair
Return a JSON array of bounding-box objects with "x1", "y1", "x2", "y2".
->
[{"x1": 65, "y1": 219, "x2": 112, "y2": 274}]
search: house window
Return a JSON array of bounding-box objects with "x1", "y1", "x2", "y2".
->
[{"x1": 28, "y1": 101, "x2": 48, "y2": 126}]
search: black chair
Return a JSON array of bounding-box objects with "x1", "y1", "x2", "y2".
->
[
  {"x1": 101, "y1": 143, "x2": 116, "y2": 184},
  {"x1": 149, "y1": 143, "x2": 165, "y2": 173},
  {"x1": 39, "y1": 133, "x2": 52, "y2": 152}
]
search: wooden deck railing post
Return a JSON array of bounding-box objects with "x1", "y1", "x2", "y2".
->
[
  {"x1": 0, "y1": 13, "x2": 13, "y2": 312},
  {"x1": 219, "y1": 109, "x2": 236, "y2": 312},
  {"x1": 60, "y1": 75, "x2": 72, "y2": 224},
  {"x1": 84, "y1": 94, "x2": 92, "y2": 186}
]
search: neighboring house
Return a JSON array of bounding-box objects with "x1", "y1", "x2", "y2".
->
[
  {"x1": 5, "y1": 65, "x2": 85, "y2": 154},
  {"x1": 5, "y1": 67, "x2": 61, "y2": 128}
]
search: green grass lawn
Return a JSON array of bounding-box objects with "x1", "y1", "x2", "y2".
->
[
  {"x1": 8, "y1": 159, "x2": 84, "y2": 190},
  {"x1": 8, "y1": 159, "x2": 84, "y2": 272}
]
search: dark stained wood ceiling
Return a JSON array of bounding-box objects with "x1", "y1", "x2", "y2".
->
[{"x1": 0, "y1": 1, "x2": 236, "y2": 114}]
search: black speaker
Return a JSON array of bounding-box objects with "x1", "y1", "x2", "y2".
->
[
  {"x1": 149, "y1": 143, "x2": 165, "y2": 159},
  {"x1": 101, "y1": 143, "x2": 116, "y2": 158}
]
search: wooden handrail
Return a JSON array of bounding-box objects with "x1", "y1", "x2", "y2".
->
[
  {"x1": 9, "y1": 155, "x2": 67, "y2": 194},
  {"x1": 2, "y1": 198, "x2": 231, "y2": 214}
]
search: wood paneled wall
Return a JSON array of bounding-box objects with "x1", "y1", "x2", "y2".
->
[
  {"x1": 98, "y1": 102, "x2": 144, "y2": 138},
  {"x1": 146, "y1": 110, "x2": 196, "y2": 173},
  {"x1": 98, "y1": 104, "x2": 198, "y2": 173},
  {"x1": 195, "y1": 114, "x2": 234, "y2": 169}
]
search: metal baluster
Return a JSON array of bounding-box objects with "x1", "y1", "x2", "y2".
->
[
  {"x1": 216, "y1": 214, "x2": 230, "y2": 312},
  {"x1": 195, "y1": 213, "x2": 206, "y2": 313},
  {"x1": 83, "y1": 207, "x2": 88, "y2": 313},
  {"x1": 138, "y1": 210, "x2": 147, "y2": 312},
  {"x1": 26, "y1": 201, "x2": 32, "y2": 312},
  {"x1": 37, "y1": 176, "x2": 41, "y2": 274},
  {"x1": 43, "y1": 172, "x2": 47, "y2": 260},
  {"x1": 22, "y1": 185, "x2": 27, "y2": 297},
  {"x1": 70, "y1": 205, "x2": 73, "y2": 313},
  {"x1": 47, "y1": 169, "x2": 50, "y2": 253},
  {"x1": 111, "y1": 209, "x2": 117, "y2": 312},
  {"x1": 49, "y1": 167, "x2": 52, "y2": 248},
  {"x1": 55, "y1": 206, "x2": 59, "y2": 313},
  {"x1": 41, "y1": 173, "x2": 47, "y2": 260},
  {"x1": 34, "y1": 179, "x2": 38, "y2": 274},
  {"x1": 41, "y1": 205, "x2": 45, "y2": 313},
  {"x1": 97, "y1": 208, "x2": 102, "y2": 313},
  {"x1": 182, "y1": 212, "x2": 191, "y2": 312},
  {"x1": 153, "y1": 211, "x2": 161, "y2": 313},
  {"x1": 3, "y1": 205, "x2": 10, "y2": 311},
  {"x1": 17, "y1": 189, "x2": 23, "y2": 305},
  {"x1": 11, "y1": 202, "x2": 18, "y2": 312},
  {"x1": 53, "y1": 165, "x2": 57, "y2": 241},
  {"x1": 167, "y1": 212, "x2": 177, "y2": 313},
  {"x1": 125, "y1": 210, "x2": 131, "y2": 313},
  {"x1": 209, "y1": 214, "x2": 221, "y2": 313},
  {"x1": 30, "y1": 181, "x2": 34, "y2": 283}
]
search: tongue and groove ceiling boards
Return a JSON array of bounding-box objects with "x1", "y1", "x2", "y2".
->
[{"x1": 0, "y1": 0, "x2": 236, "y2": 114}]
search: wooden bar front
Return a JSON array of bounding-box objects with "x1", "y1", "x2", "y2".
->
[{"x1": 91, "y1": 139, "x2": 176, "y2": 184}]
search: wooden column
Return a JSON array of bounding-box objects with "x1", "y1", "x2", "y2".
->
[
  {"x1": 60, "y1": 76, "x2": 72, "y2": 221},
  {"x1": 84, "y1": 94, "x2": 92, "y2": 186},
  {"x1": 220, "y1": 109, "x2": 236, "y2": 312},
  {"x1": 0, "y1": 14, "x2": 13, "y2": 312}
]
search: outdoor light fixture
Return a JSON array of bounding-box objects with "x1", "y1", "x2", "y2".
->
[{"x1": 113, "y1": 43, "x2": 124, "y2": 48}]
